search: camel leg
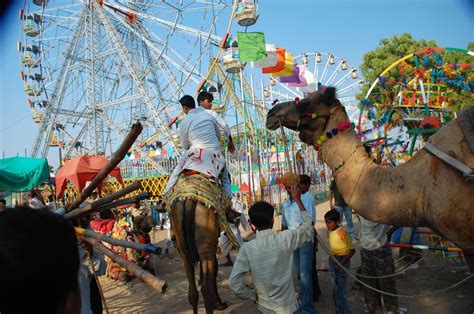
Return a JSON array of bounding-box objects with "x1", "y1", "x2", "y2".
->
[
  {"x1": 195, "y1": 204, "x2": 227, "y2": 313},
  {"x1": 171, "y1": 201, "x2": 199, "y2": 313}
]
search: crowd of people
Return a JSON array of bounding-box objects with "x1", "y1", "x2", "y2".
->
[{"x1": 0, "y1": 91, "x2": 407, "y2": 314}]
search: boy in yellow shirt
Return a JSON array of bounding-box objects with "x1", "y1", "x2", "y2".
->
[{"x1": 325, "y1": 208, "x2": 355, "y2": 314}]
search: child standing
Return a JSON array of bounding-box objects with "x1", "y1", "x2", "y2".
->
[{"x1": 325, "y1": 208, "x2": 355, "y2": 314}]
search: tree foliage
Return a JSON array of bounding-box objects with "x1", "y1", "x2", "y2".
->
[{"x1": 357, "y1": 33, "x2": 473, "y2": 114}]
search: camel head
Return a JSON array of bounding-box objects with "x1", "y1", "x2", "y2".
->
[{"x1": 266, "y1": 87, "x2": 342, "y2": 145}]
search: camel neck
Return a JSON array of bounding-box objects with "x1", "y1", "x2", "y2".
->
[{"x1": 316, "y1": 109, "x2": 420, "y2": 226}]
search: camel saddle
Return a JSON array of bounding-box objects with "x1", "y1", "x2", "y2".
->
[{"x1": 164, "y1": 173, "x2": 240, "y2": 250}]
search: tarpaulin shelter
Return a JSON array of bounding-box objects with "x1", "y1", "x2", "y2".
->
[
  {"x1": 56, "y1": 155, "x2": 124, "y2": 198},
  {"x1": 0, "y1": 157, "x2": 50, "y2": 192}
]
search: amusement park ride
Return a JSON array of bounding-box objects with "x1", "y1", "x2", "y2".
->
[
  {"x1": 18, "y1": 0, "x2": 472, "y2": 202},
  {"x1": 17, "y1": 0, "x2": 362, "y2": 202}
]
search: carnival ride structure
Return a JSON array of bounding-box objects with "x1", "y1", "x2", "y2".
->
[{"x1": 357, "y1": 47, "x2": 473, "y2": 164}]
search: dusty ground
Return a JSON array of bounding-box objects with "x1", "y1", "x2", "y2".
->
[{"x1": 100, "y1": 201, "x2": 474, "y2": 313}]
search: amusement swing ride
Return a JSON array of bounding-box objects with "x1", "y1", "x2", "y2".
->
[{"x1": 357, "y1": 47, "x2": 473, "y2": 165}]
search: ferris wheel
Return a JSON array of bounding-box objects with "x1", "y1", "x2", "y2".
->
[
  {"x1": 19, "y1": 0, "x2": 235, "y2": 174},
  {"x1": 261, "y1": 52, "x2": 364, "y2": 122}
]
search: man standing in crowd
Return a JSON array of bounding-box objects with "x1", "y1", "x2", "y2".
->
[
  {"x1": 229, "y1": 192, "x2": 314, "y2": 313},
  {"x1": 300, "y1": 174, "x2": 322, "y2": 301},
  {"x1": 281, "y1": 173, "x2": 315, "y2": 314}
]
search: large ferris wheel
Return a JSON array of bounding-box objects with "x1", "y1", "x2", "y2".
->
[{"x1": 19, "y1": 0, "x2": 236, "y2": 174}]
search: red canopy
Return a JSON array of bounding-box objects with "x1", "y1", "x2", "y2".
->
[{"x1": 55, "y1": 155, "x2": 124, "y2": 198}]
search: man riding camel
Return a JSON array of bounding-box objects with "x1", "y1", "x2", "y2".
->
[{"x1": 163, "y1": 94, "x2": 233, "y2": 200}]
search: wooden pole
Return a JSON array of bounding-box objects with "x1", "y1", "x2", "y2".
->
[
  {"x1": 66, "y1": 123, "x2": 143, "y2": 212},
  {"x1": 76, "y1": 227, "x2": 161, "y2": 255},
  {"x1": 83, "y1": 236, "x2": 167, "y2": 293},
  {"x1": 65, "y1": 182, "x2": 142, "y2": 219}
]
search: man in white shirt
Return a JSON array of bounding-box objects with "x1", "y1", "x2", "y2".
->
[
  {"x1": 163, "y1": 95, "x2": 232, "y2": 198},
  {"x1": 229, "y1": 186, "x2": 314, "y2": 313},
  {"x1": 197, "y1": 91, "x2": 235, "y2": 154}
]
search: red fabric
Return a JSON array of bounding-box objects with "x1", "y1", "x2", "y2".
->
[
  {"x1": 239, "y1": 182, "x2": 250, "y2": 192},
  {"x1": 90, "y1": 219, "x2": 116, "y2": 234},
  {"x1": 55, "y1": 155, "x2": 124, "y2": 198},
  {"x1": 262, "y1": 48, "x2": 285, "y2": 74}
]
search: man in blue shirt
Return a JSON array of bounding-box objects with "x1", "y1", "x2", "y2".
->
[
  {"x1": 281, "y1": 173, "x2": 316, "y2": 314},
  {"x1": 300, "y1": 174, "x2": 322, "y2": 301}
]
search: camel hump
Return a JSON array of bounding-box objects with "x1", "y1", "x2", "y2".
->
[{"x1": 458, "y1": 107, "x2": 474, "y2": 153}]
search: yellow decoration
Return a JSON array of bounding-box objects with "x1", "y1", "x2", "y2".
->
[
  {"x1": 311, "y1": 113, "x2": 317, "y2": 119},
  {"x1": 270, "y1": 52, "x2": 294, "y2": 77}
]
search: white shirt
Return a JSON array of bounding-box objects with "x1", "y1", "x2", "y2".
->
[
  {"x1": 205, "y1": 109, "x2": 231, "y2": 138},
  {"x1": 360, "y1": 217, "x2": 391, "y2": 251},
  {"x1": 179, "y1": 107, "x2": 221, "y2": 151},
  {"x1": 229, "y1": 211, "x2": 313, "y2": 313}
]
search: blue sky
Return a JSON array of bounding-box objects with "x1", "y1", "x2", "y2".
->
[{"x1": 1, "y1": 0, "x2": 472, "y2": 166}]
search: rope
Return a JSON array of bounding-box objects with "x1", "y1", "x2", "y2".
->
[{"x1": 316, "y1": 231, "x2": 473, "y2": 297}]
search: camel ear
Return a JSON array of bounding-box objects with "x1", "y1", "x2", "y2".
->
[{"x1": 322, "y1": 87, "x2": 337, "y2": 104}]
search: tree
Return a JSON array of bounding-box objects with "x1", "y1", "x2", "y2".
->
[{"x1": 357, "y1": 34, "x2": 473, "y2": 114}]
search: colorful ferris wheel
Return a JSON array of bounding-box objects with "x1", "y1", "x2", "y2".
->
[
  {"x1": 357, "y1": 47, "x2": 473, "y2": 164},
  {"x1": 18, "y1": 0, "x2": 237, "y2": 174},
  {"x1": 262, "y1": 52, "x2": 363, "y2": 122}
]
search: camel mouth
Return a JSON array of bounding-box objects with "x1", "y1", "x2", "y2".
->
[{"x1": 266, "y1": 115, "x2": 280, "y2": 130}]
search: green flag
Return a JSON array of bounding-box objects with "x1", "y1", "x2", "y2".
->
[{"x1": 237, "y1": 32, "x2": 267, "y2": 62}]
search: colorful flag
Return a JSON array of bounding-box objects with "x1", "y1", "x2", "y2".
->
[
  {"x1": 279, "y1": 64, "x2": 301, "y2": 84},
  {"x1": 251, "y1": 44, "x2": 277, "y2": 68},
  {"x1": 237, "y1": 32, "x2": 267, "y2": 62},
  {"x1": 270, "y1": 52, "x2": 295, "y2": 77},
  {"x1": 262, "y1": 48, "x2": 286, "y2": 74},
  {"x1": 288, "y1": 64, "x2": 308, "y2": 87}
]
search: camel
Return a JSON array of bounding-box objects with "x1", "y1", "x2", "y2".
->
[
  {"x1": 165, "y1": 173, "x2": 233, "y2": 313},
  {"x1": 266, "y1": 87, "x2": 474, "y2": 271}
]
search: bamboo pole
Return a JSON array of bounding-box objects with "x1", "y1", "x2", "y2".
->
[
  {"x1": 65, "y1": 182, "x2": 142, "y2": 219},
  {"x1": 81, "y1": 192, "x2": 150, "y2": 217},
  {"x1": 66, "y1": 123, "x2": 143, "y2": 212},
  {"x1": 76, "y1": 227, "x2": 161, "y2": 254},
  {"x1": 83, "y1": 236, "x2": 167, "y2": 293}
]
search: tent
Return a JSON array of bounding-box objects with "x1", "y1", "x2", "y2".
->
[
  {"x1": 0, "y1": 157, "x2": 50, "y2": 192},
  {"x1": 56, "y1": 155, "x2": 123, "y2": 198}
]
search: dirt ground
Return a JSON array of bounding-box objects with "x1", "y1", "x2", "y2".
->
[{"x1": 100, "y1": 201, "x2": 474, "y2": 313}]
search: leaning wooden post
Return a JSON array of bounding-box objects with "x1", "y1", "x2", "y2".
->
[
  {"x1": 83, "y1": 236, "x2": 167, "y2": 293},
  {"x1": 66, "y1": 123, "x2": 143, "y2": 212}
]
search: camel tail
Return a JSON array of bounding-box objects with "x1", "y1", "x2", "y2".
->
[{"x1": 183, "y1": 200, "x2": 200, "y2": 265}]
